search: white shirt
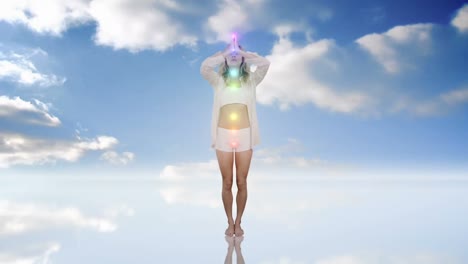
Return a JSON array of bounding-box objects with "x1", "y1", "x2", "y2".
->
[
  {"x1": 200, "y1": 50, "x2": 270, "y2": 149},
  {"x1": 219, "y1": 82, "x2": 250, "y2": 106}
]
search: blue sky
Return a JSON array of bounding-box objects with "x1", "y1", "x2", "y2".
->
[
  {"x1": 1, "y1": 1, "x2": 468, "y2": 263},
  {"x1": 1, "y1": 0, "x2": 467, "y2": 175}
]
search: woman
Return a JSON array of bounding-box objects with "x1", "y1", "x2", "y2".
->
[{"x1": 200, "y1": 38, "x2": 270, "y2": 237}]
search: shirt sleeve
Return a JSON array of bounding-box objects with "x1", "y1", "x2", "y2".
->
[
  {"x1": 200, "y1": 51, "x2": 225, "y2": 89},
  {"x1": 243, "y1": 51, "x2": 270, "y2": 86}
]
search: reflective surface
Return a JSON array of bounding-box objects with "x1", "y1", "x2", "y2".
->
[{"x1": 1, "y1": 169, "x2": 467, "y2": 264}]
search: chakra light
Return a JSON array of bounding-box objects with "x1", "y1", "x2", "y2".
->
[
  {"x1": 228, "y1": 81, "x2": 240, "y2": 89},
  {"x1": 229, "y1": 68, "x2": 239, "y2": 78},
  {"x1": 230, "y1": 112, "x2": 238, "y2": 121},
  {"x1": 232, "y1": 33, "x2": 237, "y2": 52}
]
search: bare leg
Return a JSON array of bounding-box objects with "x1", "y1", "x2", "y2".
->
[
  {"x1": 234, "y1": 236, "x2": 245, "y2": 264},
  {"x1": 224, "y1": 235, "x2": 234, "y2": 264},
  {"x1": 234, "y1": 148, "x2": 253, "y2": 236},
  {"x1": 216, "y1": 149, "x2": 235, "y2": 236}
]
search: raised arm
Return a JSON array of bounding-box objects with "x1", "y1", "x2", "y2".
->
[
  {"x1": 200, "y1": 50, "x2": 228, "y2": 89},
  {"x1": 239, "y1": 50, "x2": 270, "y2": 86},
  {"x1": 200, "y1": 51, "x2": 223, "y2": 88}
]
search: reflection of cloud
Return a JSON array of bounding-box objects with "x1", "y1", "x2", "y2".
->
[
  {"x1": 158, "y1": 138, "x2": 361, "y2": 229},
  {"x1": 0, "y1": 200, "x2": 134, "y2": 235},
  {"x1": 100, "y1": 151, "x2": 135, "y2": 165},
  {"x1": 159, "y1": 178, "x2": 358, "y2": 229},
  {"x1": 160, "y1": 186, "x2": 221, "y2": 208},
  {"x1": 159, "y1": 159, "x2": 219, "y2": 182},
  {"x1": 0, "y1": 48, "x2": 66, "y2": 86},
  {"x1": 314, "y1": 252, "x2": 461, "y2": 264},
  {"x1": 0, "y1": 96, "x2": 60, "y2": 126},
  {"x1": 0, "y1": 132, "x2": 119, "y2": 168},
  {"x1": 249, "y1": 188, "x2": 359, "y2": 230},
  {"x1": 0, "y1": 242, "x2": 60, "y2": 264},
  {"x1": 259, "y1": 256, "x2": 306, "y2": 264}
]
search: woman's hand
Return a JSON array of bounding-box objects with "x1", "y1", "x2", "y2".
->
[{"x1": 222, "y1": 43, "x2": 244, "y2": 57}]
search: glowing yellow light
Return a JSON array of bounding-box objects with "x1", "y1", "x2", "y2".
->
[
  {"x1": 228, "y1": 82, "x2": 240, "y2": 89},
  {"x1": 230, "y1": 112, "x2": 238, "y2": 121}
]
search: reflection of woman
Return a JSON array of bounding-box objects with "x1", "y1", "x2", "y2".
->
[{"x1": 200, "y1": 40, "x2": 270, "y2": 237}]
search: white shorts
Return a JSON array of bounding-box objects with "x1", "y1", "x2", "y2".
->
[{"x1": 215, "y1": 126, "x2": 252, "y2": 152}]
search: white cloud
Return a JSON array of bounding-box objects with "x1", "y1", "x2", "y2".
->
[
  {"x1": 390, "y1": 86, "x2": 468, "y2": 116},
  {"x1": 0, "y1": 0, "x2": 196, "y2": 52},
  {"x1": 0, "y1": 200, "x2": 133, "y2": 235},
  {"x1": 253, "y1": 138, "x2": 330, "y2": 168},
  {"x1": 0, "y1": 0, "x2": 92, "y2": 36},
  {"x1": 257, "y1": 25, "x2": 374, "y2": 114},
  {"x1": 452, "y1": 4, "x2": 468, "y2": 33},
  {"x1": 159, "y1": 137, "x2": 357, "y2": 183},
  {"x1": 440, "y1": 87, "x2": 468, "y2": 104},
  {"x1": 356, "y1": 23, "x2": 433, "y2": 73},
  {"x1": 316, "y1": 7, "x2": 333, "y2": 22},
  {"x1": 264, "y1": 21, "x2": 468, "y2": 117},
  {"x1": 360, "y1": 6, "x2": 386, "y2": 24},
  {"x1": 0, "y1": 48, "x2": 65, "y2": 87},
  {"x1": 89, "y1": 0, "x2": 197, "y2": 52},
  {"x1": 0, "y1": 242, "x2": 60, "y2": 264},
  {"x1": 100, "y1": 151, "x2": 135, "y2": 165},
  {"x1": 204, "y1": 0, "x2": 266, "y2": 43},
  {"x1": 0, "y1": 96, "x2": 61, "y2": 126},
  {"x1": 0, "y1": 132, "x2": 118, "y2": 168}
]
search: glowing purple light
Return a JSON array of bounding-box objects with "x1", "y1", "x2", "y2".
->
[{"x1": 231, "y1": 33, "x2": 238, "y2": 52}]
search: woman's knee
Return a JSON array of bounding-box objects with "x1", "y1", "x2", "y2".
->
[
  {"x1": 223, "y1": 178, "x2": 233, "y2": 190},
  {"x1": 236, "y1": 177, "x2": 247, "y2": 189}
]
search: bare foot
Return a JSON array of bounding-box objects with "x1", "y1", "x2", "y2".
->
[
  {"x1": 234, "y1": 235, "x2": 244, "y2": 244},
  {"x1": 225, "y1": 223, "x2": 235, "y2": 237},
  {"x1": 234, "y1": 223, "x2": 244, "y2": 237},
  {"x1": 225, "y1": 234, "x2": 235, "y2": 246}
]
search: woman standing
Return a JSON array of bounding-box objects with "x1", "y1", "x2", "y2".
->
[{"x1": 200, "y1": 36, "x2": 270, "y2": 237}]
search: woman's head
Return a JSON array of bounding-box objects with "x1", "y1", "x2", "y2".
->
[
  {"x1": 226, "y1": 49, "x2": 242, "y2": 67},
  {"x1": 219, "y1": 45, "x2": 249, "y2": 82}
]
